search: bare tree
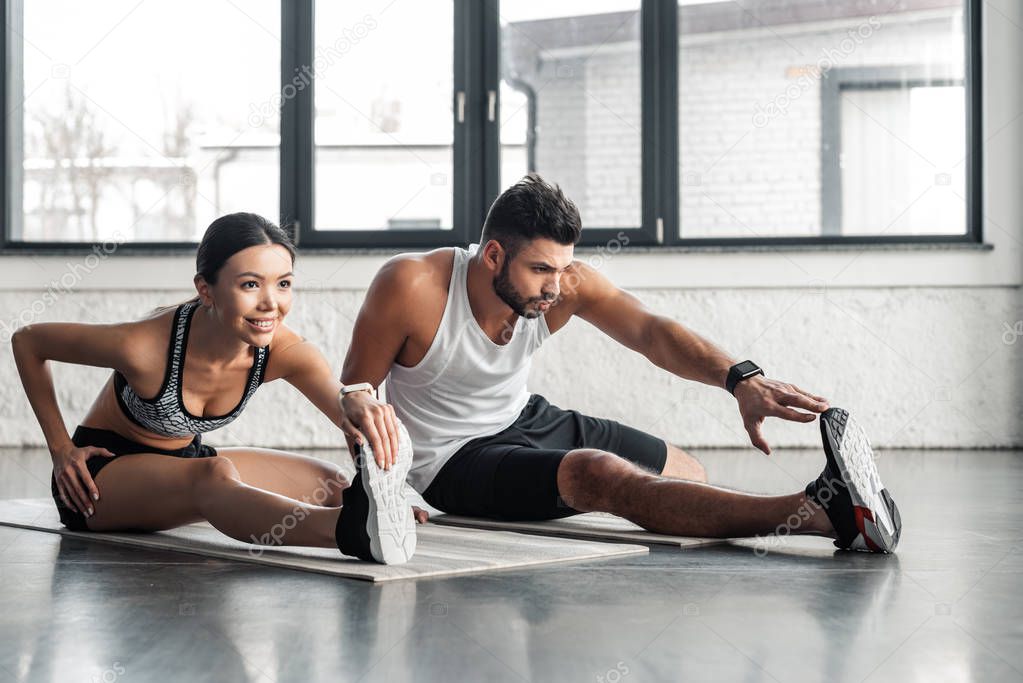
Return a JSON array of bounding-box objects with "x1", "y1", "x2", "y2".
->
[
  {"x1": 29, "y1": 84, "x2": 115, "y2": 240},
  {"x1": 162, "y1": 100, "x2": 196, "y2": 236},
  {"x1": 28, "y1": 86, "x2": 200, "y2": 240}
]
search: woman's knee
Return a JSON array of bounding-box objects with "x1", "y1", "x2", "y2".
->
[{"x1": 191, "y1": 456, "x2": 242, "y2": 497}]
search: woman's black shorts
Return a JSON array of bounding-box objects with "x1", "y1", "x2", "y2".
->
[{"x1": 50, "y1": 425, "x2": 217, "y2": 531}]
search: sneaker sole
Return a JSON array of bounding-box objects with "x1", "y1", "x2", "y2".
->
[
  {"x1": 360, "y1": 426, "x2": 417, "y2": 565},
  {"x1": 821, "y1": 408, "x2": 902, "y2": 553}
]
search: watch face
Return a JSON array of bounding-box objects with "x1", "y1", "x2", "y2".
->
[{"x1": 735, "y1": 361, "x2": 760, "y2": 376}]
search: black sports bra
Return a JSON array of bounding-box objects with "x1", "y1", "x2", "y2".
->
[{"x1": 113, "y1": 301, "x2": 268, "y2": 438}]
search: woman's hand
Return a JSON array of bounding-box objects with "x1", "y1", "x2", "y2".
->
[
  {"x1": 51, "y1": 443, "x2": 117, "y2": 517},
  {"x1": 339, "y1": 390, "x2": 401, "y2": 470}
]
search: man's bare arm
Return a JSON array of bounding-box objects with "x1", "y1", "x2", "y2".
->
[
  {"x1": 570, "y1": 262, "x2": 829, "y2": 454},
  {"x1": 341, "y1": 257, "x2": 416, "y2": 387},
  {"x1": 337, "y1": 257, "x2": 420, "y2": 468},
  {"x1": 568, "y1": 262, "x2": 733, "y2": 386}
]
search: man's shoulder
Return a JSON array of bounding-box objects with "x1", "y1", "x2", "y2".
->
[
  {"x1": 559, "y1": 259, "x2": 617, "y2": 305},
  {"x1": 367, "y1": 249, "x2": 454, "y2": 348},
  {"x1": 375, "y1": 248, "x2": 454, "y2": 295}
]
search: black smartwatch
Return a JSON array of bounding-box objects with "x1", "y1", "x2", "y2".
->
[{"x1": 726, "y1": 360, "x2": 764, "y2": 395}]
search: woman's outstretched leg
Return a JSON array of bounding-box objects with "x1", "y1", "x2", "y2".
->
[{"x1": 87, "y1": 453, "x2": 341, "y2": 548}]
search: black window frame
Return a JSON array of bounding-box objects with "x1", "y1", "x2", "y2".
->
[
  {"x1": 666, "y1": 0, "x2": 982, "y2": 247},
  {"x1": 0, "y1": 0, "x2": 983, "y2": 252},
  {"x1": 292, "y1": 0, "x2": 475, "y2": 248}
]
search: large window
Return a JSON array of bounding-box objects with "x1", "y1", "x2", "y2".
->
[
  {"x1": 6, "y1": 0, "x2": 280, "y2": 243},
  {"x1": 314, "y1": 1, "x2": 454, "y2": 232},
  {"x1": 1, "y1": 0, "x2": 980, "y2": 249},
  {"x1": 499, "y1": 2, "x2": 642, "y2": 229},
  {"x1": 677, "y1": 0, "x2": 969, "y2": 239}
]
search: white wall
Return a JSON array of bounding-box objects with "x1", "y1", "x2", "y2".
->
[{"x1": 1, "y1": 0, "x2": 1019, "y2": 452}]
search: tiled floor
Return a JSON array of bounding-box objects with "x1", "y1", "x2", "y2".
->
[{"x1": 0, "y1": 447, "x2": 1019, "y2": 682}]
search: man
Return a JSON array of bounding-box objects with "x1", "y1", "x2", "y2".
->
[{"x1": 338, "y1": 174, "x2": 901, "y2": 554}]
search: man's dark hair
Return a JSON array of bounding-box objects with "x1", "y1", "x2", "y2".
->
[{"x1": 481, "y1": 173, "x2": 581, "y2": 257}]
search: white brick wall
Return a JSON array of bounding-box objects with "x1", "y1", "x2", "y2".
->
[{"x1": 1, "y1": 284, "x2": 1020, "y2": 451}]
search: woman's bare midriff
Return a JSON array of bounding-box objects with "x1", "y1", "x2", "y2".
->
[{"x1": 79, "y1": 374, "x2": 196, "y2": 451}]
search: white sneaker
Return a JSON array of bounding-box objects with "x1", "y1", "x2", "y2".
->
[
  {"x1": 806, "y1": 408, "x2": 902, "y2": 553},
  {"x1": 335, "y1": 424, "x2": 417, "y2": 564}
]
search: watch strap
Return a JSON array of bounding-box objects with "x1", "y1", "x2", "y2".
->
[
  {"x1": 726, "y1": 361, "x2": 764, "y2": 395},
  {"x1": 340, "y1": 382, "x2": 375, "y2": 397}
]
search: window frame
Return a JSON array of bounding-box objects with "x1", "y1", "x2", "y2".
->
[
  {"x1": 294, "y1": 0, "x2": 474, "y2": 248},
  {"x1": 0, "y1": 0, "x2": 983, "y2": 252},
  {"x1": 489, "y1": 0, "x2": 664, "y2": 248},
  {"x1": 666, "y1": 0, "x2": 982, "y2": 247}
]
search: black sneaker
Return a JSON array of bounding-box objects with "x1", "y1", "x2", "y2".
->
[
  {"x1": 805, "y1": 408, "x2": 902, "y2": 553},
  {"x1": 335, "y1": 426, "x2": 417, "y2": 564}
]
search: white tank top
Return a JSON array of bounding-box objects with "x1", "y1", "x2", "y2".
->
[{"x1": 385, "y1": 244, "x2": 550, "y2": 492}]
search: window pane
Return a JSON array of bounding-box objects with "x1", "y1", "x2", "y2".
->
[
  {"x1": 839, "y1": 84, "x2": 965, "y2": 234},
  {"x1": 314, "y1": 2, "x2": 453, "y2": 231},
  {"x1": 500, "y1": 1, "x2": 642, "y2": 228},
  {"x1": 14, "y1": 0, "x2": 280, "y2": 242},
  {"x1": 677, "y1": 0, "x2": 967, "y2": 238}
]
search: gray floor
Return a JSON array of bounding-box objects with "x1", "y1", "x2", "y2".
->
[{"x1": 0, "y1": 447, "x2": 1020, "y2": 683}]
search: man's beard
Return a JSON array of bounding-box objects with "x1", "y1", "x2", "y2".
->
[{"x1": 493, "y1": 259, "x2": 553, "y2": 319}]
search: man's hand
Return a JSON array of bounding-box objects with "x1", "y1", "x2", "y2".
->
[
  {"x1": 339, "y1": 390, "x2": 401, "y2": 469},
  {"x1": 412, "y1": 506, "x2": 429, "y2": 524},
  {"x1": 733, "y1": 376, "x2": 830, "y2": 455}
]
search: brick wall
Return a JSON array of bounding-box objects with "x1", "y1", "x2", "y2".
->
[{"x1": 506, "y1": 7, "x2": 963, "y2": 235}]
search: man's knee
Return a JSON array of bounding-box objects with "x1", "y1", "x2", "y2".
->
[
  {"x1": 663, "y1": 444, "x2": 707, "y2": 483},
  {"x1": 557, "y1": 449, "x2": 637, "y2": 511}
]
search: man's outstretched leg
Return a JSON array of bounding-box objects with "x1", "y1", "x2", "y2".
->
[
  {"x1": 558, "y1": 449, "x2": 833, "y2": 539},
  {"x1": 661, "y1": 444, "x2": 708, "y2": 482},
  {"x1": 557, "y1": 408, "x2": 901, "y2": 553}
]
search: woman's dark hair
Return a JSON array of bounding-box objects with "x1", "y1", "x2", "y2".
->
[
  {"x1": 480, "y1": 173, "x2": 582, "y2": 258},
  {"x1": 196, "y1": 212, "x2": 296, "y2": 286}
]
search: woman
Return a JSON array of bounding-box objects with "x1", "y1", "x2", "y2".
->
[{"x1": 12, "y1": 213, "x2": 424, "y2": 564}]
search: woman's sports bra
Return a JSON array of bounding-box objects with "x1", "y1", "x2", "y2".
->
[{"x1": 113, "y1": 301, "x2": 269, "y2": 438}]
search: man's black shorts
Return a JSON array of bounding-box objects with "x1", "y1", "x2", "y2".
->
[{"x1": 422, "y1": 394, "x2": 668, "y2": 521}]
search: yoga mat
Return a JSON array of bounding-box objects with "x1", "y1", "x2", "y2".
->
[
  {"x1": 0, "y1": 499, "x2": 647, "y2": 583},
  {"x1": 432, "y1": 511, "x2": 727, "y2": 549}
]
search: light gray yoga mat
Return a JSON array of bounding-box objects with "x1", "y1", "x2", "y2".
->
[
  {"x1": 0, "y1": 499, "x2": 648, "y2": 583},
  {"x1": 432, "y1": 511, "x2": 727, "y2": 549}
]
